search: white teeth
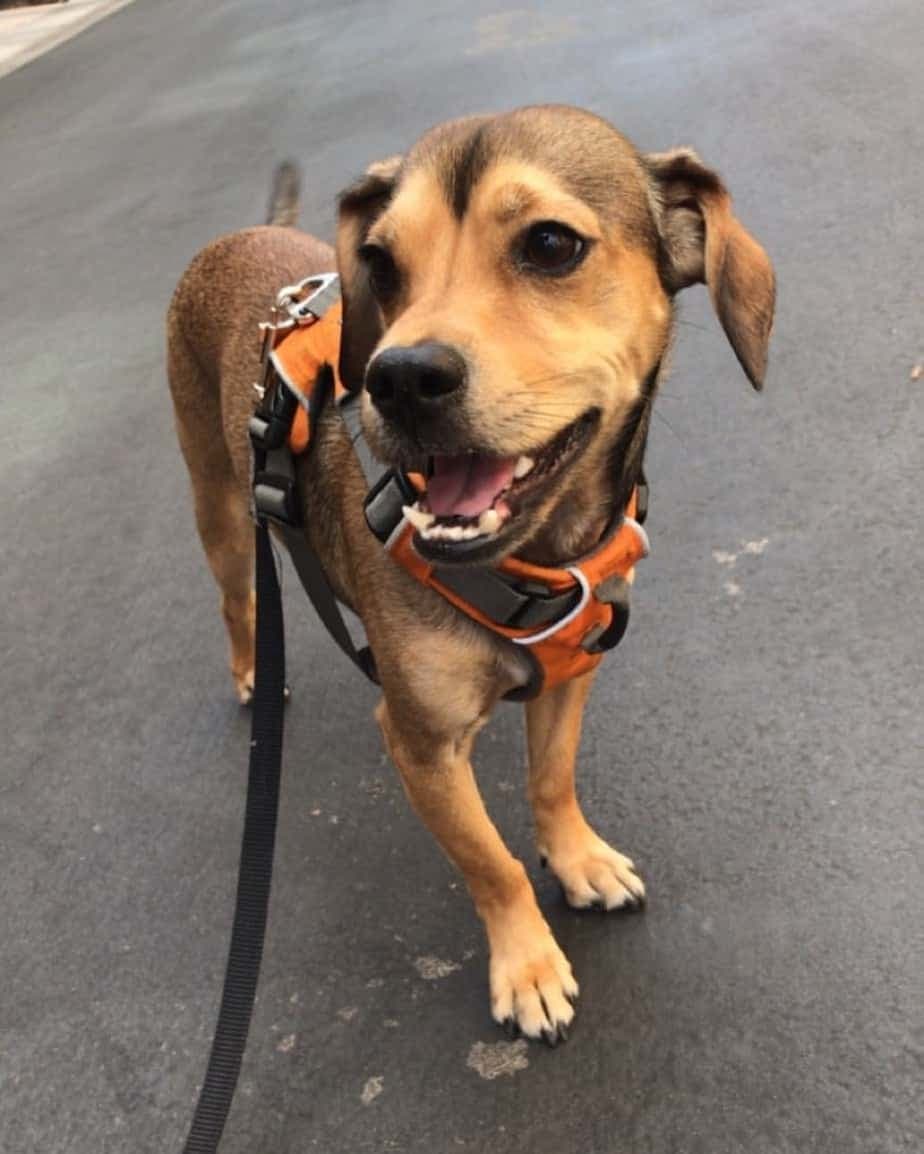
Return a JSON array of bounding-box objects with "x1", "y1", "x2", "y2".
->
[
  {"x1": 412, "y1": 504, "x2": 506, "y2": 544},
  {"x1": 402, "y1": 503, "x2": 435, "y2": 531},
  {"x1": 420, "y1": 520, "x2": 491, "y2": 542},
  {"x1": 513, "y1": 455, "x2": 535, "y2": 480},
  {"x1": 420, "y1": 522, "x2": 459, "y2": 541}
]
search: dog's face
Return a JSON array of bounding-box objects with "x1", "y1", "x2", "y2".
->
[{"x1": 337, "y1": 106, "x2": 775, "y2": 565}]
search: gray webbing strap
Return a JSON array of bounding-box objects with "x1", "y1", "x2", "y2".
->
[
  {"x1": 432, "y1": 564, "x2": 579, "y2": 630},
  {"x1": 279, "y1": 524, "x2": 378, "y2": 683},
  {"x1": 339, "y1": 397, "x2": 387, "y2": 488}
]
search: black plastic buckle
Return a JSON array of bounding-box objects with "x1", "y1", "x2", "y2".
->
[
  {"x1": 251, "y1": 420, "x2": 301, "y2": 526},
  {"x1": 364, "y1": 470, "x2": 420, "y2": 542},
  {"x1": 249, "y1": 376, "x2": 301, "y2": 453},
  {"x1": 581, "y1": 575, "x2": 631, "y2": 654},
  {"x1": 253, "y1": 470, "x2": 301, "y2": 527}
]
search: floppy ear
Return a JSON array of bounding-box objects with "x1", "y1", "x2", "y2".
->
[
  {"x1": 335, "y1": 156, "x2": 403, "y2": 392},
  {"x1": 644, "y1": 149, "x2": 775, "y2": 390}
]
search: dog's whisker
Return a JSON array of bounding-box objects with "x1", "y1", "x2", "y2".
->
[{"x1": 502, "y1": 369, "x2": 598, "y2": 392}]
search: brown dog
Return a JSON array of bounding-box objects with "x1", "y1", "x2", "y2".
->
[{"x1": 167, "y1": 106, "x2": 774, "y2": 1043}]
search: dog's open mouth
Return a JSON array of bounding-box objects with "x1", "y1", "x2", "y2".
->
[{"x1": 402, "y1": 409, "x2": 600, "y2": 561}]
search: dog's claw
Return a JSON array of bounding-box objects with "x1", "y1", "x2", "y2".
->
[
  {"x1": 502, "y1": 1016, "x2": 520, "y2": 1040},
  {"x1": 539, "y1": 854, "x2": 548, "y2": 869},
  {"x1": 541, "y1": 1018, "x2": 571, "y2": 1047},
  {"x1": 560, "y1": 883, "x2": 647, "y2": 914}
]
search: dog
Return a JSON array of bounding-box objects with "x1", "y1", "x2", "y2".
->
[{"x1": 167, "y1": 105, "x2": 774, "y2": 1044}]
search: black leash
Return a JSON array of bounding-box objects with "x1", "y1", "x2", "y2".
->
[
  {"x1": 181, "y1": 521, "x2": 286, "y2": 1154},
  {"x1": 176, "y1": 271, "x2": 390, "y2": 1150}
]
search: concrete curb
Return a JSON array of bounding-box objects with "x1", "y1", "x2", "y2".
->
[{"x1": 0, "y1": 0, "x2": 137, "y2": 80}]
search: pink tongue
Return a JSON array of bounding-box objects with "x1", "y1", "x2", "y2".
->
[{"x1": 427, "y1": 454, "x2": 517, "y2": 518}]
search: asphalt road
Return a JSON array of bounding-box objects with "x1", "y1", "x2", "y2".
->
[{"x1": 1, "y1": 2, "x2": 922, "y2": 1152}]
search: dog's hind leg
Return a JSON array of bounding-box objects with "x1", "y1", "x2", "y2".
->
[
  {"x1": 167, "y1": 311, "x2": 256, "y2": 703},
  {"x1": 526, "y1": 672, "x2": 646, "y2": 911}
]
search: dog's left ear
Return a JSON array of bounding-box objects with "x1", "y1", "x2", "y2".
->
[
  {"x1": 644, "y1": 149, "x2": 775, "y2": 390},
  {"x1": 336, "y1": 156, "x2": 403, "y2": 392}
]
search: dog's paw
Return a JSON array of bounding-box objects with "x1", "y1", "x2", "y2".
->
[
  {"x1": 234, "y1": 667, "x2": 255, "y2": 706},
  {"x1": 488, "y1": 916, "x2": 578, "y2": 1044},
  {"x1": 544, "y1": 833, "x2": 646, "y2": 912}
]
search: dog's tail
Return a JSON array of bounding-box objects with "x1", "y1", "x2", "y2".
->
[{"x1": 266, "y1": 160, "x2": 301, "y2": 227}]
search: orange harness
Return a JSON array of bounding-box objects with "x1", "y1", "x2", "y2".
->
[
  {"x1": 254, "y1": 276, "x2": 649, "y2": 697},
  {"x1": 382, "y1": 495, "x2": 647, "y2": 692}
]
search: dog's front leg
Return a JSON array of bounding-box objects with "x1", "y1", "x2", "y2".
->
[
  {"x1": 376, "y1": 699, "x2": 577, "y2": 1042},
  {"x1": 526, "y1": 671, "x2": 646, "y2": 911}
]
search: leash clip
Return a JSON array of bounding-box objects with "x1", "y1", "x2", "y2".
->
[
  {"x1": 260, "y1": 272, "x2": 340, "y2": 337},
  {"x1": 251, "y1": 273, "x2": 342, "y2": 447},
  {"x1": 256, "y1": 272, "x2": 341, "y2": 385}
]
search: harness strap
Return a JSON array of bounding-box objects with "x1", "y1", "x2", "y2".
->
[
  {"x1": 339, "y1": 393, "x2": 388, "y2": 489},
  {"x1": 279, "y1": 519, "x2": 378, "y2": 683},
  {"x1": 253, "y1": 412, "x2": 378, "y2": 684},
  {"x1": 384, "y1": 504, "x2": 648, "y2": 693},
  {"x1": 181, "y1": 521, "x2": 286, "y2": 1154},
  {"x1": 431, "y1": 562, "x2": 579, "y2": 631}
]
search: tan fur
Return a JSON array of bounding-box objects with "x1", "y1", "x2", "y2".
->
[{"x1": 167, "y1": 106, "x2": 774, "y2": 1042}]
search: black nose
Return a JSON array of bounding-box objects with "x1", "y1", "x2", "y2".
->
[{"x1": 365, "y1": 342, "x2": 467, "y2": 418}]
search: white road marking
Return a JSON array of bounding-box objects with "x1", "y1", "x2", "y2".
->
[{"x1": 0, "y1": 0, "x2": 139, "y2": 80}]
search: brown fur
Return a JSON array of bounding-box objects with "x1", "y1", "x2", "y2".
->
[{"x1": 167, "y1": 105, "x2": 774, "y2": 1042}]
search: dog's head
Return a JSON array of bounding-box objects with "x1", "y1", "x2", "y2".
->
[{"x1": 337, "y1": 106, "x2": 775, "y2": 565}]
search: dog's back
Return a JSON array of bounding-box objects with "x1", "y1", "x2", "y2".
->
[{"x1": 166, "y1": 167, "x2": 336, "y2": 700}]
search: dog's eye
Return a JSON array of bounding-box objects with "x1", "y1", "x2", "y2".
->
[
  {"x1": 520, "y1": 222, "x2": 586, "y2": 275},
  {"x1": 358, "y1": 243, "x2": 400, "y2": 302}
]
